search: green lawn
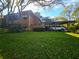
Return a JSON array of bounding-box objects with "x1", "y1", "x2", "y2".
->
[{"x1": 0, "y1": 32, "x2": 79, "y2": 59}]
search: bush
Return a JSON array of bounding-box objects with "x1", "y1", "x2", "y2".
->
[
  {"x1": 68, "y1": 25, "x2": 76, "y2": 32},
  {"x1": 0, "y1": 28, "x2": 9, "y2": 33},
  {"x1": 68, "y1": 23, "x2": 79, "y2": 33},
  {"x1": 33, "y1": 28, "x2": 45, "y2": 32},
  {"x1": 76, "y1": 30, "x2": 79, "y2": 34},
  {"x1": 8, "y1": 24, "x2": 27, "y2": 32}
]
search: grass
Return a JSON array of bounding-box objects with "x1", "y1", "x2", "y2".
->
[{"x1": 0, "y1": 32, "x2": 79, "y2": 59}]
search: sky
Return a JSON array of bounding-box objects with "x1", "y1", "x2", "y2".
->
[
  {"x1": 23, "y1": 4, "x2": 64, "y2": 17},
  {"x1": 23, "y1": 0, "x2": 79, "y2": 17},
  {"x1": 3, "y1": 0, "x2": 79, "y2": 17}
]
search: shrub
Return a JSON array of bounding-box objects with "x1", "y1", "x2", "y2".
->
[
  {"x1": 76, "y1": 30, "x2": 79, "y2": 34},
  {"x1": 8, "y1": 24, "x2": 27, "y2": 32},
  {"x1": 33, "y1": 28, "x2": 45, "y2": 32},
  {"x1": 68, "y1": 23, "x2": 79, "y2": 33},
  {"x1": 0, "y1": 28, "x2": 9, "y2": 33},
  {"x1": 68, "y1": 25, "x2": 76, "y2": 32}
]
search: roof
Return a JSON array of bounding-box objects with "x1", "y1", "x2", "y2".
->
[
  {"x1": 51, "y1": 20, "x2": 76, "y2": 25},
  {"x1": 4, "y1": 10, "x2": 38, "y2": 21}
]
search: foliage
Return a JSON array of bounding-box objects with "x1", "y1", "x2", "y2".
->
[
  {"x1": 0, "y1": 0, "x2": 66, "y2": 13},
  {"x1": 61, "y1": 5, "x2": 79, "y2": 33},
  {"x1": 68, "y1": 23, "x2": 79, "y2": 33},
  {"x1": 61, "y1": 5, "x2": 73, "y2": 15},
  {"x1": 0, "y1": 28, "x2": 9, "y2": 33},
  {"x1": 33, "y1": 28, "x2": 45, "y2": 32},
  {"x1": 72, "y1": 8, "x2": 79, "y2": 16},
  {"x1": 76, "y1": 30, "x2": 79, "y2": 34},
  {"x1": 8, "y1": 24, "x2": 27, "y2": 32},
  {"x1": 68, "y1": 25, "x2": 76, "y2": 32},
  {"x1": 71, "y1": 7, "x2": 79, "y2": 33},
  {"x1": 72, "y1": 7, "x2": 79, "y2": 21},
  {"x1": 53, "y1": 16, "x2": 67, "y2": 21}
]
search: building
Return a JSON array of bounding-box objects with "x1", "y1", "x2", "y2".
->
[{"x1": 4, "y1": 10, "x2": 43, "y2": 31}]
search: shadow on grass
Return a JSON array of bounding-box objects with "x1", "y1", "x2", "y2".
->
[{"x1": 65, "y1": 32, "x2": 79, "y2": 47}]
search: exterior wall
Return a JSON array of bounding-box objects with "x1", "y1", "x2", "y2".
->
[
  {"x1": 13, "y1": 10, "x2": 42, "y2": 30},
  {"x1": 28, "y1": 15, "x2": 42, "y2": 28}
]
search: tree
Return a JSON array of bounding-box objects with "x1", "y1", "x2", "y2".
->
[
  {"x1": 0, "y1": 0, "x2": 68, "y2": 32},
  {"x1": 53, "y1": 16, "x2": 67, "y2": 21},
  {"x1": 72, "y1": 7, "x2": 79, "y2": 21},
  {"x1": 61, "y1": 3, "x2": 79, "y2": 33},
  {"x1": 0, "y1": 0, "x2": 66, "y2": 13}
]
